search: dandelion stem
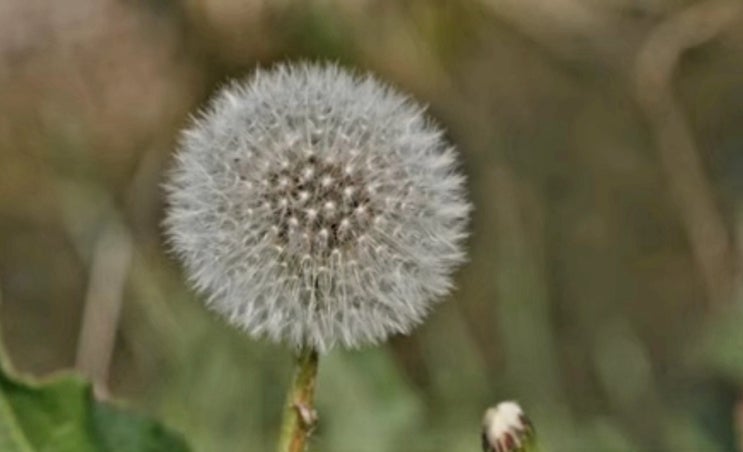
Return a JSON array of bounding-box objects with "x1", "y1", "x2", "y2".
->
[{"x1": 277, "y1": 347, "x2": 319, "y2": 452}]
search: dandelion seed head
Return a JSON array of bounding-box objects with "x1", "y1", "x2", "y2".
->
[{"x1": 164, "y1": 62, "x2": 470, "y2": 352}]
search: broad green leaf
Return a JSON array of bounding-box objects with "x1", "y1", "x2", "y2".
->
[{"x1": 0, "y1": 350, "x2": 190, "y2": 452}]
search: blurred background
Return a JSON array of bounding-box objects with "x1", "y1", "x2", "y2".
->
[{"x1": 2, "y1": 0, "x2": 743, "y2": 450}]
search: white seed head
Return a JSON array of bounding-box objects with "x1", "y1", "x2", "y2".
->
[
  {"x1": 164, "y1": 62, "x2": 470, "y2": 352},
  {"x1": 482, "y1": 402, "x2": 534, "y2": 452}
]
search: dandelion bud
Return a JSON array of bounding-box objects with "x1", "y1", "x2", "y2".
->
[
  {"x1": 481, "y1": 402, "x2": 535, "y2": 452},
  {"x1": 164, "y1": 62, "x2": 469, "y2": 352}
]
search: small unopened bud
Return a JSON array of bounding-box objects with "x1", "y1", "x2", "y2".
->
[{"x1": 481, "y1": 401, "x2": 535, "y2": 452}]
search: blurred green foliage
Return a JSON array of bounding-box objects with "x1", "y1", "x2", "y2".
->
[{"x1": 0, "y1": 341, "x2": 189, "y2": 451}]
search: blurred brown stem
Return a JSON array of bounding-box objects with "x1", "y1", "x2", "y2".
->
[
  {"x1": 633, "y1": 0, "x2": 742, "y2": 306},
  {"x1": 635, "y1": 4, "x2": 743, "y2": 447},
  {"x1": 75, "y1": 221, "x2": 133, "y2": 397},
  {"x1": 277, "y1": 348, "x2": 319, "y2": 452}
]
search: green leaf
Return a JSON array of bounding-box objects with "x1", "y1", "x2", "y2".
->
[{"x1": 0, "y1": 350, "x2": 190, "y2": 452}]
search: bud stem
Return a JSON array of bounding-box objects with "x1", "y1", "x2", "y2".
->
[{"x1": 277, "y1": 347, "x2": 319, "y2": 452}]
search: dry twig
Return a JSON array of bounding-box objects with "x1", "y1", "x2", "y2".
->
[{"x1": 633, "y1": 0, "x2": 742, "y2": 306}]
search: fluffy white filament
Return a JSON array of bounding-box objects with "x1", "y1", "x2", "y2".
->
[{"x1": 164, "y1": 62, "x2": 469, "y2": 352}]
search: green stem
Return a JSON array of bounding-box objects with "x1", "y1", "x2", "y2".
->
[{"x1": 277, "y1": 348, "x2": 319, "y2": 452}]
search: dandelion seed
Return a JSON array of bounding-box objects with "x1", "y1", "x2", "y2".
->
[{"x1": 163, "y1": 62, "x2": 469, "y2": 352}]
